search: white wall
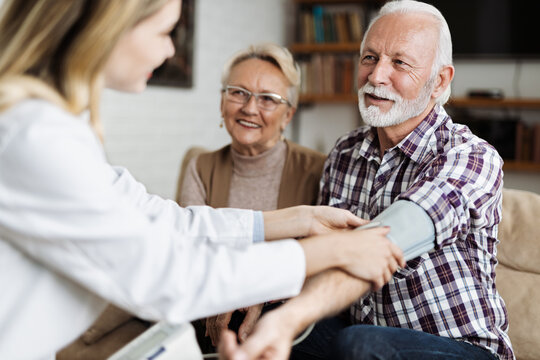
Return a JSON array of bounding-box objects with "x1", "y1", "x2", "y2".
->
[
  {"x1": 101, "y1": 0, "x2": 289, "y2": 200},
  {"x1": 101, "y1": 0, "x2": 540, "y2": 198}
]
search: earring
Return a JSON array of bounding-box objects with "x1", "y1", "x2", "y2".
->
[{"x1": 219, "y1": 120, "x2": 224, "y2": 128}]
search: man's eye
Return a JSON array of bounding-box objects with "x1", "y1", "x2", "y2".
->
[{"x1": 361, "y1": 55, "x2": 376, "y2": 64}]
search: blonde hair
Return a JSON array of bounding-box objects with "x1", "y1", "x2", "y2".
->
[
  {"x1": 221, "y1": 43, "x2": 301, "y2": 108},
  {"x1": 0, "y1": 0, "x2": 171, "y2": 138}
]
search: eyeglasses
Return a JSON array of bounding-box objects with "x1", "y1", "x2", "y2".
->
[{"x1": 222, "y1": 85, "x2": 291, "y2": 111}]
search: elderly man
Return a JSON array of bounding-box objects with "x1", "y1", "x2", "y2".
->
[{"x1": 220, "y1": 1, "x2": 513, "y2": 359}]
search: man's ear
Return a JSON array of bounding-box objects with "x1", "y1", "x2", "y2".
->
[{"x1": 432, "y1": 65, "x2": 454, "y2": 99}]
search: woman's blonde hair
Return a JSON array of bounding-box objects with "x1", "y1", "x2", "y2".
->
[
  {"x1": 0, "y1": 0, "x2": 171, "y2": 138},
  {"x1": 221, "y1": 43, "x2": 301, "y2": 108}
]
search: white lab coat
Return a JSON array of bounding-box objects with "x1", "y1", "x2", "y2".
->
[{"x1": 0, "y1": 100, "x2": 305, "y2": 359}]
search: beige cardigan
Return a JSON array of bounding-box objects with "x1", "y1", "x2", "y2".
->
[{"x1": 194, "y1": 140, "x2": 326, "y2": 209}]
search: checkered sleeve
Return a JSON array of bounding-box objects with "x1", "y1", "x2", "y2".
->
[{"x1": 399, "y1": 139, "x2": 503, "y2": 247}]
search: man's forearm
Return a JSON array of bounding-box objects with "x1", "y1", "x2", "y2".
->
[
  {"x1": 271, "y1": 269, "x2": 370, "y2": 336},
  {"x1": 219, "y1": 269, "x2": 372, "y2": 360}
]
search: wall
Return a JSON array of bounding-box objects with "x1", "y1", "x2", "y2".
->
[
  {"x1": 101, "y1": 1, "x2": 540, "y2": 197},
  {"x1": 101, "y1": 0, "x2": 290, "y2": 200}
]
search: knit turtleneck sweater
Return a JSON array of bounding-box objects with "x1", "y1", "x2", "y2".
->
[{"x1": 228, "y1": 140, "x2": 286, "y2": 211}]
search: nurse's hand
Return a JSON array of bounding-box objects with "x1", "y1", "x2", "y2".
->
[
  {"x1": 335, "y1": 227, "x2": 404, "y2": 290},
  {"x1": 300, "y1": 226, "x2": 405, "y2": 284},
  {"x1": 263, "y1": 205, "x2": 364, "y2": 241},
  {"x1": 307, "y1": 205, "x2": 366, "y2": 236}
]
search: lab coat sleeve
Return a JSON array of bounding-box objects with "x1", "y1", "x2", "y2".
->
[
  {"x1": 0, "y1": 102, "x2": 305, "y2": 323},
  {"x1": 109, "y1": 165, "x2": 258, "y2": 249}
]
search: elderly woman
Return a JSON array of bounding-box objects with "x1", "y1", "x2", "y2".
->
[
  {"x1": 178, "y1": 43, "x2": 326, "y2": 351},
  {"x1": 179, "y1": 43, "x2": 325, "y2": 210}
]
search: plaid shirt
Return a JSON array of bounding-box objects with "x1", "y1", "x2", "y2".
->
[{"x1": 319, "y1": 105, "x2": 513, "y2": 359}]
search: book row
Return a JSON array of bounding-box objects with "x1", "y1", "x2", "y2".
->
[
  {"x1": 297, "y1": 5, "x2": 364, "y2": 44},
  {"x1": 516, "y1": 122, "x2": 540, "y2": 163},
  {"x1": 298, "y1": 54, "x2": 359, "y2": 96}
]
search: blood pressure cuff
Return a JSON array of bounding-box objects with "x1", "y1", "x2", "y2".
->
[{"x1": 370, "y1": 200, "x2": 435, "y2": 261}]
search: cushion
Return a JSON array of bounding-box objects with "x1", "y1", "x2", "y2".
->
[
  {"x1": 496, "y1": 188, "x2": 540, "y2": 360},
  {"x1": 498, "y1": 188, "x2": 540, "y2": 273},
  {"x1": 496, "y1": 264, "x2": 540, "y2": 360}
]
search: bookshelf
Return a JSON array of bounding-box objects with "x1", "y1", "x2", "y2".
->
[
  {"x1": 290, "y1": 0, "x2": 384, "y2": 102},
  {"x1": 289, "y1": 1, "x2": 540, "y2": 172},
  {"x1": 446, "y1": 97, "x2": 540, "y2": 172},
  {"x1": 296, "y1": 92, "x2": 540, "y2": 171},
  {"x1": 448, "y1": 97, "x2": 540, "y2": 110}
]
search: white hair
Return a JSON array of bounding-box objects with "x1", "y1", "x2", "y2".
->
[{"x1": 360, "y1": 0, "x2": 453, "y2": 105}]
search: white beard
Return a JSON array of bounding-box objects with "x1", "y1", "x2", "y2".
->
[{"x1": 358, "y1": 78, "x2": 435, "y2": 127}]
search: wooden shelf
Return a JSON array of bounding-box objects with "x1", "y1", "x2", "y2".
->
[
  {"x1": 503, "y1": 161, "x2": 540, "y2": 172},
  {"x1": 290, "y1": 42, "x2": 362, "y2": 53},
  {"x1": 298, "y1": 95, "x2": 540, "y2": 172},
  {"x1": 299, "y1": 96, "x2": 540, "y2": 108},
  {"x1": 448, "y1": 97, "x2": 540, "y2": 109},
  {"x1": 299, "y1": 93, "x2": 357, "y2": 104}
]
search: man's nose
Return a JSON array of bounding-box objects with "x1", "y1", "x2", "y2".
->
[{"x1": 368, "y1": 60, "x2": 392, "y2": 86}]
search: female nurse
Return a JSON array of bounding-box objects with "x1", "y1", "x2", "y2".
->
[{"x1": 0, "y1": 1, "x2": 404, "y2": 359}]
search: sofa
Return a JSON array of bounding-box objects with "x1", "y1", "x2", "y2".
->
[{"x1": 496, "y1": 188, "x2": 540, "y2": 360}]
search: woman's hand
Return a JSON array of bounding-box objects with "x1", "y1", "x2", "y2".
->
[
  {"x1": 206, "y1": 304, "x2": 265, "y2": 347},
  {"x1": 238, "y1": 304, "x2": 264, "y2": 343},
  {"x1": 336, "y1": 227, "x2": 405, "y2": 290},
  {"x1": 263, "y1": 205, "x2": 365, "y2": 241},
  {"x1": 306, "y1": 205, "x2": 366, "y2": 236},
  {"x1": 219, "y1": 309, "x2": 296, "y2": 360},
  {"x1": 206, "y1": 312, "x2": 234, "y2": 347},
  {"x1": 300, "y1": 226, "x2": 405, "y2": 289}
]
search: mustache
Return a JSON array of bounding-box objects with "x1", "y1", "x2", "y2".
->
[{"x1": 358, "y1": 84, "x2": 401, "y2": 102}]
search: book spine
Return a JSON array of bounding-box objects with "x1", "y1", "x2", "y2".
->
[{"x1": 313, "y1": 6, "x2": 325, "y2": 43}]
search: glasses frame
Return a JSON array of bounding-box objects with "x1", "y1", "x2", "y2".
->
[{"x1": 222, "y1": 85, "x2": 292, "y2": 111}]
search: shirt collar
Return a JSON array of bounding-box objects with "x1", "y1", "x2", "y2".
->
[
  {"x1": 354, "y1": 104, "x2": 450, "y2": 164},
  {"x1": 397, "y1": 104, "x2": 449, "y2": 164},
  {"x1": 356, "y1": 127, "x2": 379, "y2": 162}
]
